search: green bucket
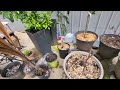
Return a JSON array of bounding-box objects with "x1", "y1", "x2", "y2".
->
[{"x1": 48, "y1": 60, "x2": 58, "y2": 68}]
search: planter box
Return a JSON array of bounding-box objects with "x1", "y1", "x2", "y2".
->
[{"x1": 26, "y1": 19, "x2": 57, "y2": 55}]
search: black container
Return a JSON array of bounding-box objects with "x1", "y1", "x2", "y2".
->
[
  {"x1": 1, "y1": 61, "x2": 25, "y2": 79},
  {"x1": 75, "y1": 31, "x2": 98, "y2": 52},
  {"x1": 26, "y1": 19, "x2": 57, "y2": 55},
  {"x1": 35, "y1": 65, "x2": 50, "y2": 79},
  {"x1": 58, "y1": 43, "x2": 70, "y2": 59},
  {"x1": 99, "y1": 34, "x2": 120, "y2": 59}
]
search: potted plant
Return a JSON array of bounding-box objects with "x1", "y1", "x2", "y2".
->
[
  {"x1": 99, "y1": 27, "x2": 120, "y2": 59},
  {"x1": 57, "y1": 42, "x2": 70, "y2": 59},
  {"x1": 63, "y1": 51, "x2": 104, "y2": 79},
  {"x1": 22, "y1": 49, "x2": 35, "y2": 60},
  {"x1": 23, "y1": 62, "x2": 36, "y2": 78},
  {"x1": 35, "y1": 64, "x2": 50, "y2": 79},
  {"x1": 45, "y1": 53, "x2": 58, "y2": 68},
  {"x1": 75, "y1": 11, "x2": 98, "y2": 52},
  {"x1": 0, "y1": 11, "x2": 57, "y2": 55},
  {"x1": 56, "y1": 11, "x2": 69, "y2": 36},
  {"x1": 1, "y1": 61, "x2": 25, "y2": 79}
]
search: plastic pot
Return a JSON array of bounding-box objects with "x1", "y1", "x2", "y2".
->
[
  {"x1": 1, "y1": 61, "x2": 25, "y2": 79},
  {"x1": 57, "y1": 43, "x2": 70, "y2": 59},
  {"x1": 23, "y1": 62, "x2": 36, "y2": 78},
  {"x1": 35, "y1": 65, "x2": 50, "y2": 79},
  {"x1": 22, "y1": 50, "x2": 36, "y2": 61},
  {"x1": 47, "y1": 60, "x2": 58, "y2": 68},
  {"x1": 63, "y1": 51, "x2": 104, "y2": 79},
  {"x1": 99, "y1": 34, "x2": 120, "y2": 59},
  {"x1": 75, "y1": 31, "x2": 98, "y2": 52},
  {"x1": 46, "y1": 53, "x2": 58, "y2": 68}
]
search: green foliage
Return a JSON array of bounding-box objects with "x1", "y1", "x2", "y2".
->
[
  {"x1": 22, "y1": 50, "x2": 30, "y2": 56},
  {"x1": 0, "y1": 11, "x2": 52, "y2": 33},
  {"x1": 56, "y1": 11, "x2": 69, "y2": 35},
  {"x1": 103, "y1": 74, "x2": 110, "y2": 79}
]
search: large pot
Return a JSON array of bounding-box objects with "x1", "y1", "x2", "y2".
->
[
  {"x1": 63, "y1": 51, "x2": 104, "y2": 79},
  {"x1": 1, "y1": 61, "x2": 25, "y2": 79},
  {"x1": 26, "y1": 19, "x2": 57, "y2": 55},
  {"x1": 99, "y1": 34, "x2": 120, "y2": 59},
  {"x1": 75, "y1": 31, "x2": 98, "y2": 52}
]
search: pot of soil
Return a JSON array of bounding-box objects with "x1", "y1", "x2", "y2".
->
[
  {"x1": 23, "y1": 62, "x2": 36, "y2": 78},
  {"x1": 99, "y1": 34, "x2": 120, "y2": 59},
  {"x1": 22, "y1": 50, "x2": 35, "y2": 60},
  {"x1": 35, "y1": 64, "x2": 50, "y2": 79},
  {"x1": 63, "y1": 51, "x2": 104, "y2": 79},
  {"x1": 75, "y1": 31, "x2": 98, "y2": 52},
  {"x1": 57, "y1": 42, "x2": 70, "y2": 59},
  {"x1": 46, "y1": 53, "x2": 58, "y2": 68},
  {"x1": 1, "y1": 61, "x2": 25, "y2": 79}
]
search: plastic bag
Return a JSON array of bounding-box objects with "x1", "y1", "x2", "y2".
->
[{"x1": 36, "y1": 53, "x2": 49, "y2": 66}]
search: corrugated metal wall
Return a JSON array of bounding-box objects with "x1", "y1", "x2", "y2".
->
[
  {"x1": 56, "y1": 11, "x2": 120, "y2": 36},
  {"x1": 0, "y1": 11, "x2": 120, "y2": 37}
]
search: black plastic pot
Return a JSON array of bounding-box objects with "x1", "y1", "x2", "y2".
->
[
  {"x1": 99, "y1": 34, "x2": 120, "y2": 59},
  {"x1": 1, "y1": 61, "x2": 25, "y2": 79},
  {"x1": 75, "y1": 31, "x2": 98, "y2": 52},
  {"x1": 58, "y1": 43, "x2": 70, "y2": 59},
  {"x1": 35, "y1": 65, "x2": 50, "y2": 79},
  {"x1": 26, "y1": 19, "x2": 57, "y2": 55}
]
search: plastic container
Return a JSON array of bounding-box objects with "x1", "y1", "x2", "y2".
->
[
  {"x1": 46, "y1": 53, "x2": 58, "y2": 68},
  {"x1": 75, "y1": 31, "x2": 98, "y2": 52},
  {"x1": 99, "y1": 34, "x2": 120, "y2": 59},
  {"x1": 57, "y1": 43, "x2": 70, "y2": 59}
]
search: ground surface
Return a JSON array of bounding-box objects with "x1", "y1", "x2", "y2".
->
[{"x1": 0, "y1": 31, "x2": 119, "y2": 79}]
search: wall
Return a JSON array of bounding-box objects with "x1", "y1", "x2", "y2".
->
[{"x1": 0, "y1": 11, "x2": 120, "y2": 36}]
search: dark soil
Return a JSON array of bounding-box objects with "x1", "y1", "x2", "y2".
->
[
  {"x1": 6, "y1": 65, "x2": 20, "y2": 77},
  {"x1": 35, "y1": 65, "x2": 48, "y2": 76},
  {"x1": 101, "y1": 35, "x2": 120, "y2": 49},
  {"x1": 46, "y1": 53, "x2": 57, "y2": 62}
]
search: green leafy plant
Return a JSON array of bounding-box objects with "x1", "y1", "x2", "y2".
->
[
  {"x1": 22, "y1": 50, "x2": 30, "y2": 56},
  {"x1": 56, "y1": 11, "x2": 69, "y2": 35},
  {"x1": 0, "y1": 11, "x2": 52, "y2": 33}
]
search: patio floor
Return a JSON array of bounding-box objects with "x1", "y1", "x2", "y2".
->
[{"x1": 0, "y1": 31, "x2": 119, "y2": 79}]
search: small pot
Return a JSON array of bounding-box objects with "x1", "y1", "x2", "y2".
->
[
  {"x1": 23, "y1": 62, "x2": 36, "y2": 78},
  {"x1": 75, "y1": 31, "x2": 98, "y2": 52},
  {"x1": 57, "y1": 43, "x2": 70, "y2": 59},
  {"x1": 35, "y1": 65, "x2": 50, "y2": 79},
  {"x1": 23, "y1": 50, "x2": 36, "y2": 61},
  {"x1": 46, "y1": 53, "x2": 58, "y2": 68},
  {"x1": 99, "y1": 34, "x2": 120, "y2": 59},
  {"x1": 1, "y1": 61, "x2": 25, "y2": 79}
]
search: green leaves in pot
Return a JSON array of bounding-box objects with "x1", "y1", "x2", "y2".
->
[{"x1": 22, "y1": 50, "x2": 30, "y2": 56}]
